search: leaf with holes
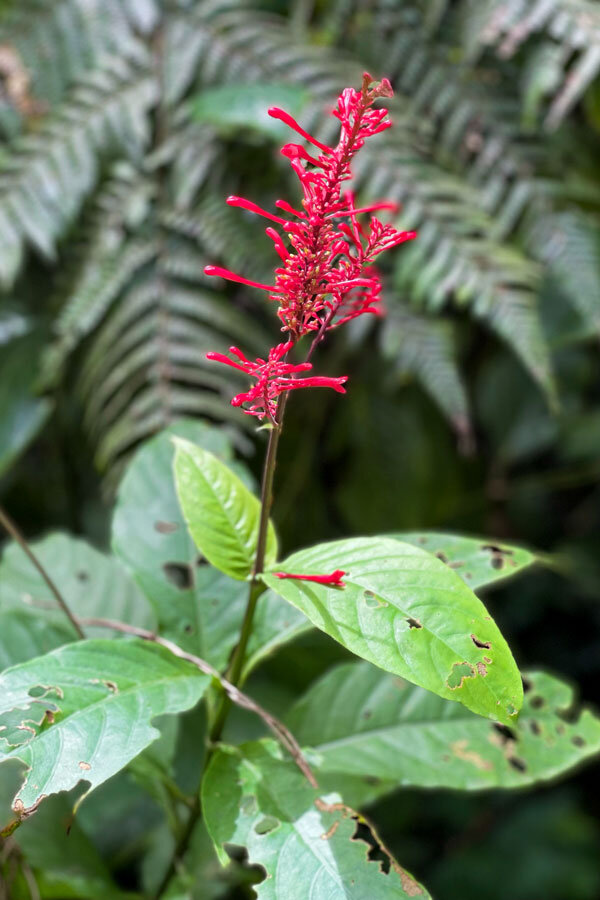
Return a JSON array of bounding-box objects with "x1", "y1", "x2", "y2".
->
[
  {"x1": 287, "y1": 662, "x2": 600, "y2": 804},
  {"x1": 173, "y1": 435, "x2": 278, "y2": 581},
  {"x1": 391, "y1": 532, "x2": 536, "y2": 591},
  {"x1": 0, "y1": 639, "x2": 209, "y2": 815},
  {"x1": 262, "y1": 537, "x2": 522, "y2": 724},
  {"x1": 113, "y1": 422, "x2": 263, "y2": 669},
  {"x1": 202, "y1": 739, "x2": 430, "y2": 899},
  {"x1": 0, "y1": 532, "x2": 156, "y2": 660}
]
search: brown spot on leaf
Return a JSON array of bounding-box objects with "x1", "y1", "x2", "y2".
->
[
  {"x1": 154, "y1": 521, "x2": 179, "y2": 534},
  {"x1": 508, "y1": 756, "x2": 527, "y2": 773},
  {"x1": 572, "y1": 735, "x2": 585, "y2": 747},
  {"x1": 529, "y1": 720, "x2": 541, "y2": 736},
  {"x1": 406, "y1": 617, "x2": 422, "y2": 629},
  {"x1": 435, "y1": 551, "x2": 449, "y2": 564},
  {"x1": 395, "y1": 864, "x2": 424, "y2": 896},
  {"x1": 321, "y1": 821, "x2": 340, "y2": 840},
  {"x1": 79, "y1": 761, "x2": 91, "y2": 771},
  {"x1": 451, "y1": 739, "x2": 492, "y2": 771},
  {"x1": 483, "y1": 656, "x2": 492, "y2": 664},
  {"x1": 476, "y1": 661, "x2": 488, "y2": 677},
  {"x1": 76, "y1": 570, "x2": 89, "y2": 582},
  {"x1": 530, "y1": 695, "x2": 544, "y2": 709}
]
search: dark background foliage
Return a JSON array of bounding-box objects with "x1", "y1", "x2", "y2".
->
[{"x1": 1, "y1": 0, "x2": 599, "y2": 897}]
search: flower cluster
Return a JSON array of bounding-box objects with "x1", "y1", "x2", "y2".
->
[
  {"x1": 205, "y1": 73, "x2": 416, "y2": 421},
  {"x1": 206, "y1": 342, "x2": 347, "y2": 423}
]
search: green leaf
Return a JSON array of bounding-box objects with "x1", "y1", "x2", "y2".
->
[
  {"x1": 262, "y1": 537, "x2": 522, "y2": 724},
  {"x1": 0, "y1": 329, "x2": 52, "y2": 478},
  {"x1": 391, "y1": 532, "x2": 536, "y2": 590},
  {"x1": 112, "y1": 422, "x2": 252, "y2": 668},
  {"x1": 173, "y1": 436, "x2": 278, "y2": 581},
  {"x1": 0, "y1": 639, "x2": 209, "y2": 814},
  {"x1": 288, "y1": 662, "x2": 600, "y2": 802},
  {"x1": 202, "y1": 739, "x2": 430, "y2": 899},
  {"x1": 190, "y1": 83, "x2": 308, "y2": 138},
  {"x1": 0, "y1": 532, "x2": 156, "y2": 661},
  {"x1": 242, "y1": 589, "x2": 312, "y2": 679}
]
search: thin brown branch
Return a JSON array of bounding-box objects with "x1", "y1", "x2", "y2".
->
[
  {"x1": 78, "y1": 617, "x2": 317, "y2": 789},
  {"x1": 0, "y1": 505, "x2": 84, "y2": 639}
]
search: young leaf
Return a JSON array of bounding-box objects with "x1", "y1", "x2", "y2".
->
[
  {"x1": 0, "y1": 639, "x2": 209, "y2": 815},
  {"x1": 112, "y1": 422, "x2": 250, "y2": 668},
  {"x1": 202, "y1": 739, "x2": 430, "y2": 899},
  {"x1": 173, "y1": 436, "x2": 278, "y2": 580},
  {"x1": 391, "y1": 532, "x2": 536, "y2": 590},
  {"x1": 262, "y1": 537, "x2": 522, "y2": 724},
  {"x1": 288, "y1": 662, "x2": 600, "y2": 801}
]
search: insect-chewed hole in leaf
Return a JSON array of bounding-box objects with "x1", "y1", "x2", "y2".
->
[
  {"x1": 163, "y1": 562, "x2": 194, "y2": 590},
  {"x1": 471, "y1": 634, "x2": 491, "y2": 649},
  {"x1": 363, "y1": 590, "x2": 388, "y2": 609},
  {"x1": 492, "y1": 723, "x2": 517, "y2": 744},
  {"x1": 572, "y1": 735, "x2": 586, "y2": 747},
  {"x1": 351, "y1": 819, "x2": 390, "y2": 874},
  {"x1": 196, "y1": 555, "x2": 208, "y2": 567},
  {"x1": 406, "y1": 617, "x2": 422, "y2": 629},
  {"x1": 529, "y1": 720, "x2": 541, "y2": 736},
  {"x1": 79, "y1": 761, "x2": 91, "y2": 771},
  {"x1": 182, "y1": 622, "x2": 194, "y2": 635},
  {"x1": 530, "y1": 695, "x2": 545, "y2": 709},
  {"x1": 254, "y1": 815, "x2": 280, "y2": 835},
  {"x1": 508, "y1": 756, "x2": 527, "y2": 773},
  {"x1": 446, "y1": 662, "x2": 476, "y2": 690},
  {"x1": 76, "y1": 570, "x2": 89, "y2": 582},
  {"x1": 28, "y1": 685, "x2": 62, "y2": 701},
  {"x1": 154, "y1": 520, "x2": 179, "y2": 534},
  {"x1": 481, "y1": 544, "x2": 514, "y2": 571}
]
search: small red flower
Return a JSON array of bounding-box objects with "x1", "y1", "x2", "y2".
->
[
  {"x1": 206, "y1": 342, "x2": 347, "y2": 422},
  {"x1": 274, "y1": 569, "x2": 347, "y2": 587}
]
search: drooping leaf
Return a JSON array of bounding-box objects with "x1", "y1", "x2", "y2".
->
[
  {"x1": 288, "y1": 662, "x2": 600, "y2": 803},
  {"x1": 0, "y1": 639, "x2": 209, "y2": 814},
  {"x1": 0, "y1": 532, "x2": 156, "y2": 658},
  {"x1": 262, "y1": 537, "x2": 522, "y2": 724},
  {"x1": 391, "y1": 532, "x2": 536, "y2": 590},
  {"x1": 173, "y1": 436, "x2": 278, "y2": 581},
  {"x1": 202, "y1": 739, "x2": 430, "y2": 899}
]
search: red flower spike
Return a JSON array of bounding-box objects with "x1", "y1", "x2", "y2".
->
[
  {"x1": 274, "y1": 570, "x2": 347, "y2": 587},
  {"x1": 206, "y1": 343, "x2": 347, "y2": 422},
  {"x1": 205, "y1": 75, "x2": 417, "y2": 418}
]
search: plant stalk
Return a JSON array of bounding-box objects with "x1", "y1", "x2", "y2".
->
[{"x1": 0, "y1": 505, "x2": 84, "y2": 639}]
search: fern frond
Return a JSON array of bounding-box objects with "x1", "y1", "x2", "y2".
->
[
  {"x1": 459, "y1": 0, "x2": 600, "y2": 128},
  {"x1": 0, "y1": 52, "x2": 156, "y2": 288},
  {"x1": 381, "y1": 302, "x2": 470, "y2": 435}
]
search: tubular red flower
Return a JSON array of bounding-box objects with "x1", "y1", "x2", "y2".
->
[
  {"x1": 268, "y1": 107, "x2": 332, "y2": 154},
  {"x1": 226, "y1": 196, "x2": 288, "y2": 226},
  {"x1": 274, "y1": 570, "x2": 347, "y2": 586},
  {"x1": 206, "y1": 343, "x2": 348, "y2": 422},
  {"x1": 204, "y1": 265, "x2": 275, "y2": 293}
]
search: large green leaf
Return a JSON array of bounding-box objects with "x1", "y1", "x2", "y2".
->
[
  {"x1": 173, "y1": 436, "x2": 278, "y2": 581},
  {"x1": 391, "y1": 532, "x2": 536, "y2": 591},
  {"x1": 288, "y1": 662, "x2": 600, "y2": 801},
  {"x1": 0, "y1": 532, "x2": 156, "y2": 661},
  {"x1": 262, "y1": 537, "x2": 522, "y2": 724},
  {"x1": 202, "y1": 739, "x2": 430, "y2": 899},
  {"x1": 112, "y1": 422, "x2": 252, "y2": 668},
  {"x1": 0, "y1": 639, "x2": 209, "y2": 814}
]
